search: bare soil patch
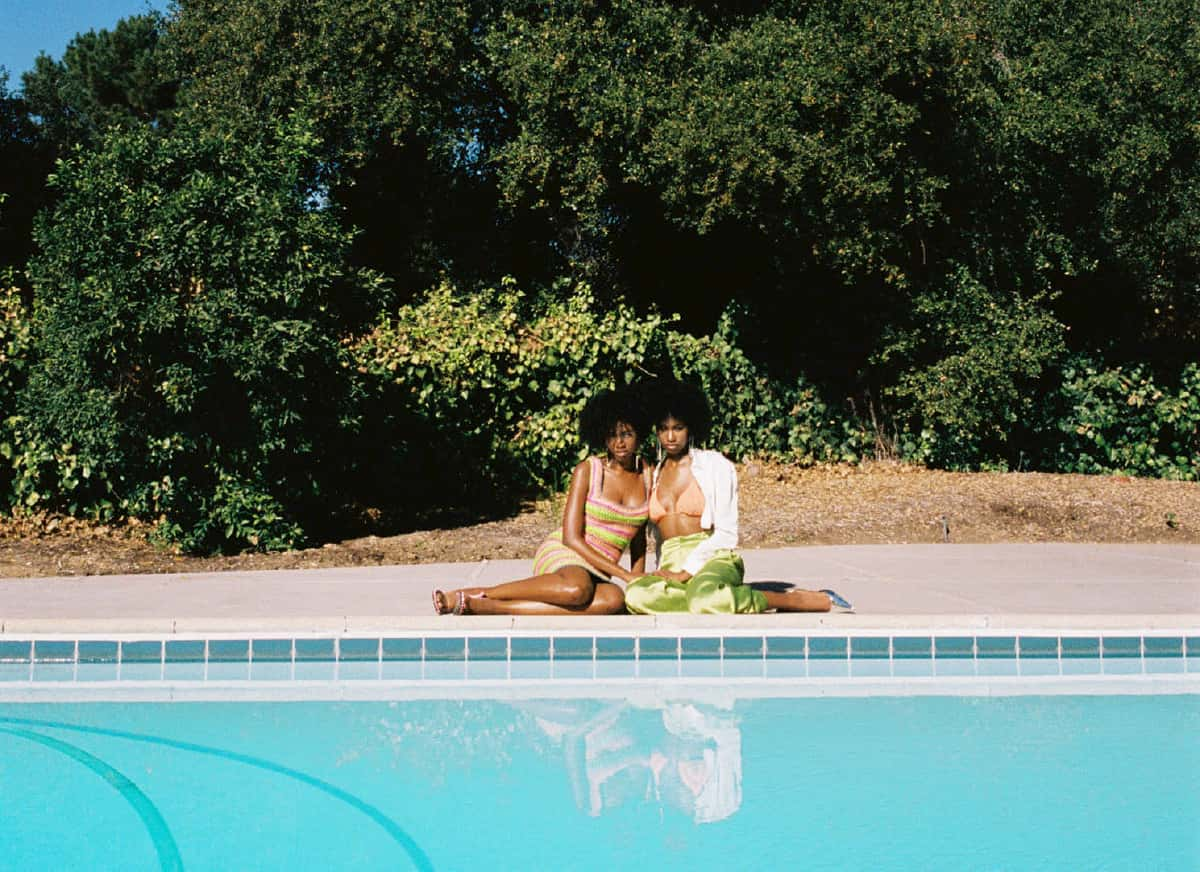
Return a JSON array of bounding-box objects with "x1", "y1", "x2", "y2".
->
[{"x1": 1, "y1": 463, "x2": 1196, "y2": 578}]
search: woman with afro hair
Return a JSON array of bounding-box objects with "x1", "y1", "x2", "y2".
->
[
  {"x1": 433, "y1": 387, "x2": 651, "y2": 615},
  {"x1": 624, "y1": 379, "x2": 852, "y2": 614}
]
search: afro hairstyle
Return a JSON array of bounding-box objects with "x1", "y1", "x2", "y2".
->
[
  {"x1": 642, "y1": 378, "x2": 712, "y2": 443},
  {"x1": 578, "y1": 385, "x2": 646, "y2": 451}
]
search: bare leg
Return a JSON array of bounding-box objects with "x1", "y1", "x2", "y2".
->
[
  {"x1": 478, "y1": 566, "x2": 597, "y2": 606},
  {"x1": 464, "y1": 582, "x2": 626, "y2": 616},
  {"x1": 761, "y1": 589, "x2": 832, "y2": 612},
  {"x1": 435, "y1": 567, "x2": 618, "y2": 613}
]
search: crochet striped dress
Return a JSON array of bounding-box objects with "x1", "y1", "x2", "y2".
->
[{"x1": 532, "y1": 457, "x2": 649, "y2": 579}]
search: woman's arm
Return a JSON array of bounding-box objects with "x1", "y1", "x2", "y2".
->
[
  {"x1": 628, "y1": 524, "x2": 647, "y2": 575},
  {"x1": 561, "y1": 461, "x2": 640, "y2": 583}
]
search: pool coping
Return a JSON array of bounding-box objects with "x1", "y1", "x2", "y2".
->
[
  {"x1": 2, "y1": 543, "x2": 1197, "y2": 636},
  {"x1": 3, "y1": 613, "x2": 1199, "y2": 634}
]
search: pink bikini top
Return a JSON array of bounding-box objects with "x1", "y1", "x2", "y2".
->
[{"x1": 649, "y1": 475, "x2": 705, "y2": 524}]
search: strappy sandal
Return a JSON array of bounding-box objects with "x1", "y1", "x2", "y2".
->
[{"x1": 453, "y1": 590, "x2": 471, "y2": 616}]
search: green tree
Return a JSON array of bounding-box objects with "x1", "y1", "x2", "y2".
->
[
  {"x1": 351, "y1": 276, "x2": 865, "y2": 518},
  {"x1": 167, "y1": 0, "x2": 510, "y2": 292},
  {"x1": 9, "y1": 0, "x2": 1197, "y2": 550},
  {"x1": 987, "y1": 0, "x2": 1200, "y2": 353},
  {"x1": 875, "y1": 265, "x2": 1066, "y2": 467},
  {"x1": 21, "y1": 14, "x2": 177, "y2": 152},
  {"x1": 18, "y1": 117, "x2": 386, "y2": 551},
  {"x1": 481, "y1": 1, "x2": 1000, "y2": 360},
  {"x1": 483, "y1": 0, "x2": 1199, "y2": 414}
]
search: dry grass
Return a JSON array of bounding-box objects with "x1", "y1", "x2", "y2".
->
[
  {"x1": 1, "y1": 463, "x2": 1196, "y2": 577},
  {"x1": 737, "y1": 461, "x2": 1198, "y2": 546}
]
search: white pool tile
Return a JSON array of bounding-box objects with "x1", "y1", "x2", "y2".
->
[
  {"x1": 1019, "y1": 660, "x2": 1060, "y2": 677},
  {"x1": 163, "y1": 663, "x2": 206, "y2": 681},
  {"x1": 424, "y1": 661, "x2": 467, "y2": 681},
  {"x1": 595, "y1": 660, "x2": 636, "y2": 679},
  {"x1": 849, "y1": 660, "x2": 892, "y2": 678},
  {"x1": 509, "y1": 660, "x2": 552, "y2": 680},
  {"x1": 807, "y1": 661, "x2": 850, "y2": 679},
  {"x1": 466, "y1": 661, "x2": 508, "y2": 680},
  {"x1": 205, "y1": 662, "x2": 250, "y2": 681},
  {"x1": 636, "y1": 660, "x2": 679, "y2": 679},
  {"x1": 381, "y1": 662, "x2": 423, "y2": 680},
  {"x1": 293, "y1": 662, "x2": 337, "y2": 681},
  {"x1": 721, "y1": 659, "x2": 764, "y2": 679}
]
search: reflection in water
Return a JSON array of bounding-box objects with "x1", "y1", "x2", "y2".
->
[
  {"x1": 519, "y1": 701, "x2": 743, "y2": 823},
  {"x1": 3, "y1": 696, "x2": 1195, "y2": 870}
]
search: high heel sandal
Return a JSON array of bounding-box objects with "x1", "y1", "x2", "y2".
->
[
  {"x1": 453, "y1": 590, "x2": 471, "y2": 615},
  {"x1": 433, "y1": 589, "x2": 475, "y2": 615}
]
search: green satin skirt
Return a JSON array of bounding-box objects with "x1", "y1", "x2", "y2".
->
[{"x1": 624, "y1": 531, "x2": 767, "y2": 614}]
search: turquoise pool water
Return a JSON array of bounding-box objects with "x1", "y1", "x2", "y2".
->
[{"x1": 2, "y1": 694, "x2": 1197, "y2": 871}]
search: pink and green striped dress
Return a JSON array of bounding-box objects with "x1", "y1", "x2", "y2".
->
[{"x1": 532, "y1": 457, "x2": 649, "y2": 579}]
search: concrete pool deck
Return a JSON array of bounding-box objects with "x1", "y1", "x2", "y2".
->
[{"x1": 1, "y1": 543, "x2": 1197, "y2": 635}]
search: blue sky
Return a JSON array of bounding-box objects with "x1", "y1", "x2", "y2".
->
[{"x1": 1, "y1": 0, "x2": 164, "y2": 88}]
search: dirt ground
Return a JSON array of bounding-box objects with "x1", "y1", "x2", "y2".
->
[{"x1": 1, "y1": 462, "x2": 1197, "y2": 578}]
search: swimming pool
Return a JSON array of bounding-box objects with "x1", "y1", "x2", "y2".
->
[{"x1": 2, "y1": 630, "x2": 1198, "y2": 870}]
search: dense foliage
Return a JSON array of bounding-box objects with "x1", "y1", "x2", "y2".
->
[
  {"x1": 0, "y1": 0, "x2": 1195, "y2": 550},
  {"x1": 16, "y1": 118, "x2": 385, "y2": 550},
  {"x1": 1054, "y1": 358, "x2": 1200, "y2": 480},
  {"x1": 21, "y1": 13, "x2": 177, "y2": 152},
  {"x1": 352, "y1": 280, "x2": 863, "y2": 500}
]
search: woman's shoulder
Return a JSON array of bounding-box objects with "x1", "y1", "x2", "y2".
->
[{"x1": 570, "y1": 457, "x2": 599, "y2": 479}]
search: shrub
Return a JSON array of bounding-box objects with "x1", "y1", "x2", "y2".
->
[
  {"x1": 19, "y1": 116, "x2": 385, "y2": 551},
  {"x1": 353, "y1": 279, "x2": 671, "y2": 494},
  {"x1": 1053, "y1": 358, "x2": 1200, "y2": 480},
  {"x1": 0, "y1": 277, "x2": 31, "y2": 415},
  {"x1": 353, "y1": 280, "x2": 865, "y2": 502},
  {"x1": 878, "y1": 266, "x2": 1066, "y2": 469},
  {"x1": 666, "y1": 307, "x2": 865, "y2": 464}
]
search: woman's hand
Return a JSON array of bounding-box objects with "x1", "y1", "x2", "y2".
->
[{"x1": 649, "y1": 569, "x2": 692, "y2": 582}]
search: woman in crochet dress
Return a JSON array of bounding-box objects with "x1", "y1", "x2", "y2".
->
[{"x1": 433, "y1": 387, "x2": 651, "y2": 615}]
